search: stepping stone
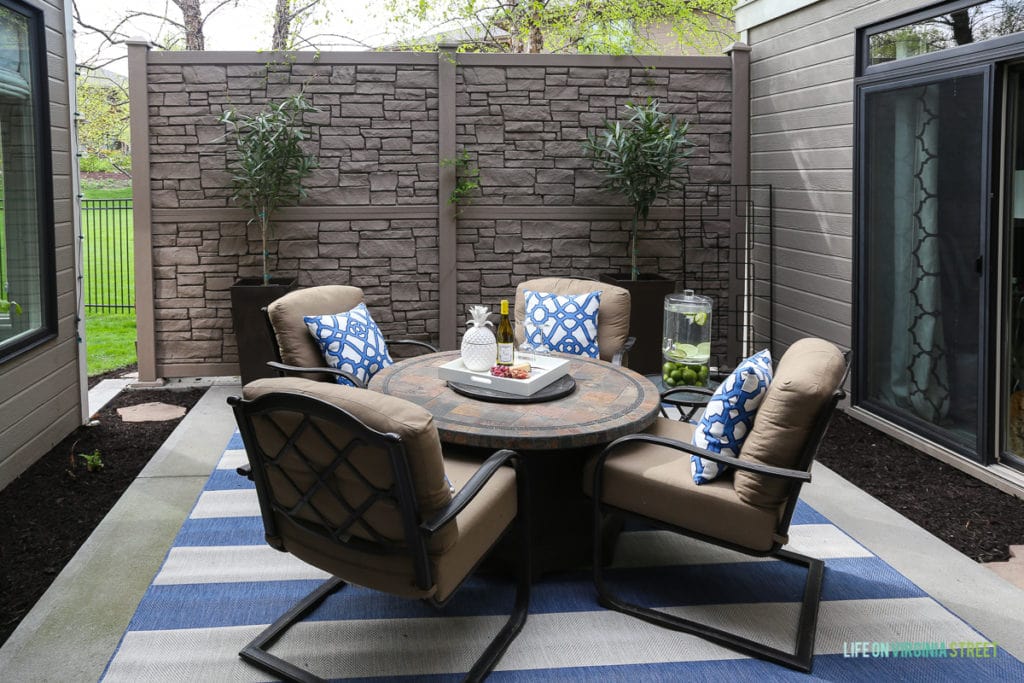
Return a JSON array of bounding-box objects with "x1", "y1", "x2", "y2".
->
[{"x1": 117, "y1": 402, "x2": 186, "y2": 422}]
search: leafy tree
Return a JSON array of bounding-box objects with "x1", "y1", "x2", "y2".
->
[
  {"x1": 220, "y1": 94, "x2": 318, "y2": 285},
  {"x1": 584, "y1": 99, "x2": 692, "y2": 280},
  {"x1": 76, "y1": 71, "x2": 131, "y2": 176},
  {"x1": 380, "y1": 0, "x2": 735, "y2": 55}
]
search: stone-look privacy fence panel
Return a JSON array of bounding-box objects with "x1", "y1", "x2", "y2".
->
[{"x1": 128, "y1": 46, "x2": 744, "y2": 380}]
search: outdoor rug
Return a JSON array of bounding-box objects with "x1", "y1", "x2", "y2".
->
[{"x1": 102, "y1": 432, "x2": 1024, "y2": 681}]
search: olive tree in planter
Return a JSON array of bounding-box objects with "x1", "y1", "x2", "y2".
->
[
  {"x1": 583, "y1": 99, "x2": 692, "y2": 374},
  {"x1": 221, "y1": 93, "x2": 318, "y2": 383}
]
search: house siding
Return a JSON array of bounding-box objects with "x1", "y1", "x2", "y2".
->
[
  {"x1": 746, "y1": 0, "x2": 923, "y2": 352},
  {"x1": 0, "y1": 0, "x2": 81, "y2": 490}
]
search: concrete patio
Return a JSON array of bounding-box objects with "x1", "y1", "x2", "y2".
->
[{"x1": 2, "y1": 378, "x2": 1024, "y2": 681}]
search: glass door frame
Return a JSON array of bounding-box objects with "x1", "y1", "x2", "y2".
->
[
  {"x1": 999, "y1": 63, "x2": 1024, "y2": 471},
  {"x1": 853, "y1": 62, "x2": 997, "y2": 464}
]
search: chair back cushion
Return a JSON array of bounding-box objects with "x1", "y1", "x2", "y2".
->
[
  {"x1": 690, "y1": 349, "x2": 773, "y2": 484},
  {"x1": 267, "y1": 285, "x2": 365, "y2": 376},
  {"x1": 734, "y1": 338, "x2": 846, "y2": 508},
  {"x1": 522, "y1": 289, "x2": 602, "y2": 358},
  {"x1": 242, "y1": 377, "x2": 457, "y2": 560},
  {"x1": 514, "y1": 277, "x2": 630, "y2": 362},
  {"x1": 305, "y1": 303, "x2": 394, "y2": 386}
]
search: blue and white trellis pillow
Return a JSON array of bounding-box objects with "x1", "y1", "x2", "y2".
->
[
  {"x1": 524, "y1": 290, "x2": 601, "y2": 358},
  {"x1": 690, "y1": 349, "x2": 773, "y2": 484},
  {"x1": 304, "y1": 303, "x2": 394, "y2": 387}
]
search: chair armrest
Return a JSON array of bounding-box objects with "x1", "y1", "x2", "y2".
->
[
  {"x1": 611, "y1": 336, "x2": 636, "y2": 366},
  {"x1": 595, "y1": 433, "x2": 811, "y2": 483},
  {"x1": 388, "y1": 338, "x2": 440, "y2": 354},
  {"x1": 265, "y1": 361, "x2": 365, "y2": 388},
  {"x1": 421, "y1": 448, "x2": 519, "y2": 534}
]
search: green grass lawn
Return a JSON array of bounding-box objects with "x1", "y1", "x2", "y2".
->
[
  {"x1": 85, "y1": 312, "x2": 137, "y2": 376},
  {"x1": 81, "y1": 179, "x2": 136, "y2": 376}
]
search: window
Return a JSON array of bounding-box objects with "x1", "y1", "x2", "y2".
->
[
  {"x1": 0, "y1": 0, "x2": 55, "y2": 363},
  {"x1": 864, "y1": 0, "x2": 1024, "y2": 69}
]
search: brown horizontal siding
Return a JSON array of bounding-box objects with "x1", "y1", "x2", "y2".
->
[{"x1": 0, "y1": 0, "x2": 82, "y2": 489}]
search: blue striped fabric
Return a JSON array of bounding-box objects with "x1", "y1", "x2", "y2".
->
[{"x1": 102, "y1": 432, "x2": 1024, "y2": 682}]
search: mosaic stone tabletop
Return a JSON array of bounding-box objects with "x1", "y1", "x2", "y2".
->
[{"x1": 369, "y1": 351, "x2": 661, "y2": 450}]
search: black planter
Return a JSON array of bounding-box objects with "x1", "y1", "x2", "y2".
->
[
  {"x1": 230, "y1": 278, "x2": 297, "y2": 384},
  {"x1": 600, "y1": 273, "x2": 677, "y2": 375}
]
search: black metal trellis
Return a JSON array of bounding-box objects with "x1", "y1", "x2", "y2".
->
[{"x1": 679, "y1": 184, "x2": 773, "y2": 369}]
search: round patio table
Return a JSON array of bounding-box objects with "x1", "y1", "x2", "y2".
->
[
  {"x1": 370, "y1": 350, "x2": 661, "y2": 576},
  {"x1": 369, "y1": 350, "x2": 661, "y2": 450}
]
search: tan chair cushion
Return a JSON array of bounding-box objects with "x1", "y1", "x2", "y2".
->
[
  {"x1": 267, "y1": 285, "x2": 364, "y2": 377},
  {"x1": 279, "y1": 453, "x2": 516, "y2": 601},
  {"x1": 584, "y1": 418, "x2": 783, "y2": 552},
  {"x1": 243, "y1": 377, "x2": 456, "y2": 550},
  {"x1": 514, "y1": 277, "x2": 630, "y2": 363},
  {"x1": 734, "y1": 338, "x2": 846, "y2": 508}
]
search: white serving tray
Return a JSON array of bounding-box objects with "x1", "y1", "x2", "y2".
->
[{"x1": 437, "y1": 355, "x2": 571, "y2": 397}]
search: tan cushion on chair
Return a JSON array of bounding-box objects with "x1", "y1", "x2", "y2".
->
[
  {"x1": 243, "y1": 377, "x2": 455, "y2": 548},
  {"x1": 584, "y1": 418, "x2": 783, "y2": 552},
  {"x1": 514, "y1": 277, "x2": 630, "y2": 363},
  {"x1": 276, "y1": 452, "x2": 516, "y2": 601},
  {"x1": 267, "y1": 285, "x2": 365, "y2": 373},
  {"x1": 433, "y1": 454, "x2": 517, "y2": 602},
  {"x1": 734, "y1": 338, "x2": 846, "y2": 508}
]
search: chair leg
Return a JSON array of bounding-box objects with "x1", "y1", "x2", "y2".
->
[
  {"x1": 592, "y1": 507, "x2": 823, "y2": 673},
  {"x1": 466, "y1": 482, "x2": 532, "y2": 681},
  {"x1": 239, "y1": 576, "x2": 346, "y2": 683}
]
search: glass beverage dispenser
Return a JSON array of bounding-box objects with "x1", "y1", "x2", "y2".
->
[{"x1": 662, "y1": 289, "x2": 712, "y2": 387}]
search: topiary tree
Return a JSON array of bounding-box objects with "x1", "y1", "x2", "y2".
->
[
  {"x1": 584, "y1": 99, "x2": 693, "y2": 280},
  {"x1": 220, "y1": 93, "x2": 318, "y2": 285}
]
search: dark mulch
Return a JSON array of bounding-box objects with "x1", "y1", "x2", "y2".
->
[
  {"x1": 816, "y1": 411, "x2": 1024, "y2": 564},
  {"x1": 0, "y1": 385, "x2": 206, "y2": 646}
]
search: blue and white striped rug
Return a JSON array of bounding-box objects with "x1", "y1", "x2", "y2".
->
[{"x1": 102, "y1": 432, "x2": 1024, "y2": 681}]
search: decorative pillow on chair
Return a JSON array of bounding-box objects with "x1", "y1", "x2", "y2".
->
[
  {"x1": 690, "y1": 349, "x2": 773, "y2": 484},
  {"x1": 304, "y1": 303, "x2": 394, "y2": 387},
  {"x1": 523, "y1": 290, "x2": 601, "y2": 358}
]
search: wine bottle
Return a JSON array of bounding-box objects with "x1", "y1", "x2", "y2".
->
[{"x1": 496, "y1": 299, "x2": 514, "y2": 366}]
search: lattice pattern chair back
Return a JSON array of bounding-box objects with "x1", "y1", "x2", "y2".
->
[{"x1": 233, "y1": 385, "x2": 457, "y2": 598}]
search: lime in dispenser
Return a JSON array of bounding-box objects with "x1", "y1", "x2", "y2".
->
[{"x1": 662, "y1": 289, "x2": 712, "y2": 387}]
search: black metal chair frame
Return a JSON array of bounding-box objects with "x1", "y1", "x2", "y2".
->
[
  {"x1": 230, "y1": 391, "x2": 531, "y2": 682},
  {"x1": 262, "y1": 306, "x2": 440, "y2": 388},
  {"x1": 590, "y1": 369, "x2": 847, "y2": 673}
]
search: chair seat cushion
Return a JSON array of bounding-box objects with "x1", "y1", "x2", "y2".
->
[
  {"x1": 523, "y1": 289, "x2": 601, "y2": 358},
  {"x1": 690, "y1": 349, "x2": 773, "y2": 484},
  {"x1": 433, "y1": 454, "x2": 517, "y2": 602},
  {"x1": 585, "y1": 418, "x2": 783, "y2": 552},
  {"x1": 304, "y1": 303, "x2": 394, "y2": 386},
  {"x1": 278, "y1": 452, "x2": 516, "y2": 602},
  {"x1": 735, "y1": 338, "x2": 846, "y2": 508}
]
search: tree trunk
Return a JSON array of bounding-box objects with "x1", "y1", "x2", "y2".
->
[
  {"x1": 272, "y1": 0, "x2": 291, "y2": 50},
  {"x1": 173, "y1": 0, "x2": 205, "y2": 50},
  {"x1": 950, "y1": 10, "x2": 974, "y2": 45}
]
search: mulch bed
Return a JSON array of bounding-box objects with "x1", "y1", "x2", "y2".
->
[
  {"x1": 816, "y1": 412, "x2": 1024, "y2": 564},
  {"x1": 0, "y1": 385, "x2": 206, "y2": 646},
  {"x1": 1, "y1": 391, "x2": 1023, "y2": 648}
]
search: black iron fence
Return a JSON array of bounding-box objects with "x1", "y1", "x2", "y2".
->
[{"x1": 82, "y1": 198, "x2": 134, "y2": 313}]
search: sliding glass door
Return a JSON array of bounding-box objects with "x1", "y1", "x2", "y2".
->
[{"x1": 858, "y1": 69, "x2": 989, "y2": 458}]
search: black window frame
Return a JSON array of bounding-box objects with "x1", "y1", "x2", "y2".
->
[
  {"x1": 859, "y1": 0, "x2": 1024, "y2": 79},
  {"x1": 852, "y1": 0, "x2": 1024, "y2": 464},
  {"x1": 0, "y1": 0, "x2": 56, "y2": 365}
]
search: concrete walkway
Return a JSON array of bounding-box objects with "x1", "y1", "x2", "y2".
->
[{"x1": 2, "y1": 379, "x2": 1024, "y2": 681}]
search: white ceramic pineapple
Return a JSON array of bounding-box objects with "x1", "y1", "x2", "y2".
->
[{"x1": 461, "y1": 305, "x2": 498, "y2": 371}]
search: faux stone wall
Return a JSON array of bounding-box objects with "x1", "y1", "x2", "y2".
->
[
  {"x1": 139, "y1": 52, "x2": 734, "y2": 375},
  {"x1": 453, "y1": 63, "x2": 732, "y2": 320}
]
